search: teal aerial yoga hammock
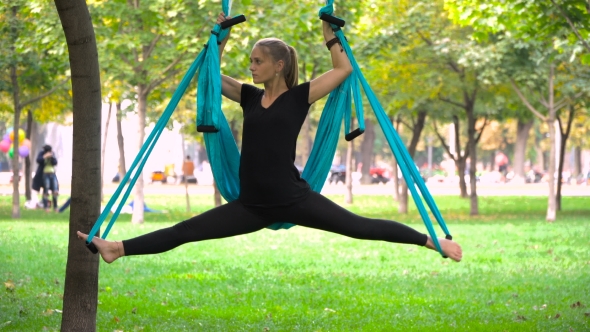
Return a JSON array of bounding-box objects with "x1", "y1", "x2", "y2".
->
[{"x1": 86, "y1": 0, "x2": 452, "y2": 257}]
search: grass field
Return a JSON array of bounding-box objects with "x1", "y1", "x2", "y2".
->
[{"x1": 1, "y1": 194, "x2": 589, "y2": 331}]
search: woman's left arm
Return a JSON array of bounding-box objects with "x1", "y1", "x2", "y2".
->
[{"x1": 308, "y1": 20, "x2": 353, "y2": 104}]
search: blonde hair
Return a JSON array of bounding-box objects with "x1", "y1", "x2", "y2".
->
[{"x1": 254, "y1": 38, "x2": 299, "y2": 89}]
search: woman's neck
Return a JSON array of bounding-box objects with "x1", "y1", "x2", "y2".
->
[{"x1": 263, "y1": 77, "x2": 288, "y2": 100}]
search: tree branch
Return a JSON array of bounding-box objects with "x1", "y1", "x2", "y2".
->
[
  {"x1": 438, "y1": 94, "x2": 467, "y2": 109},
  {"x1": 475, "y1": 116, "x2": 489, "y2": 144},
  {"x1": 510, "y1": 79, "x2": 547, "y2": 120},
  {"x1": 400, "y1": 119, "x2": 413, "y2": 131},
  {"x1": 432, "y1": 119, "x2": 456, "y2": 162},
  {"x1": 143, "y1": 34, "x2": 162, "y2": 60},
  {"x1": 145, "y1": 53, "x2": 186, "y2": 93},
  {"x1": 550, "y1": 0, "x2": 590, "y2": 53},
  {"x1": 19, "y1": 79, "x2": 69, "y2": 108},
  {"x1": 554, "y1": 92, "x2": 584, "y2": 111}
]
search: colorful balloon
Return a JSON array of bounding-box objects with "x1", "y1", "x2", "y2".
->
[
  {"x1": 0, "y1": 140, "x2": 10, "y2": 153},
  {"x1": 2, "y1": 134, "x2": 9, "y2": 141},
  {"x1": 21, "y1": 138, "x2": 31, "y2": 148},
  {"x1": 8, "y1": 146, "x2": 13, "y2": 158},
  {"x1": 9, "y1": 129, "x2": 25, "y2": 142},
  {"x1": 18, "y1": 145, "x2": 29, "y2": 157}
]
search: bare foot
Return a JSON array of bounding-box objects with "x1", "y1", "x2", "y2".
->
[
  {"x1": 425, "y1": 237, "x2": 463, "y2": 262},
  {"x1": 76, "y1": 231, "x2": 124, "y2": 264}
]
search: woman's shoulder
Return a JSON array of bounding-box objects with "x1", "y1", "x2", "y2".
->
[{"x1": 288, "y1": 82, "x2": 310, "y2": 104}]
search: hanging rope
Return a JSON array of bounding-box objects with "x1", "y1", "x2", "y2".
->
[
  {"x1": 85, "y1": 0, "x2": 245, "y2": 253},
  {"x1": 316, "y1": 0, "x2": 452, "y2": 256},
  {"x1": 87, "y1": 0, "x2": 452, "y2": 258}
]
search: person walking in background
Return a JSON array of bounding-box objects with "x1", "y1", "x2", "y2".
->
[
  {"x1": 182, "y1": 155, "x2": 195, "y2": 183},
  {"x1": 32, "y1": 145, "x2": 59, "y2": 212},
  {"x1": 495, "y1": 151, "x2": 509, "y2": 183}
]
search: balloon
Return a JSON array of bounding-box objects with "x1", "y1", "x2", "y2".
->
[
  {"x1": 21, "y1": 138, "x2": 31, "y2": 148},
  {"x1": 0, "y1": 140, "x2": 9, "y2": 153},
  {"x1": 9, "y1": 129, "x2": 25, "y2": 142},
  {"x1": 2, "y1": 134, "x2": 9, "y2": 141},
  {"x1": 8, "y1": 146, "x2": 13, "y2": 158},
  {"x1": 18, "y1": 145, "x2": 29, "y2": 157},
  {"x1": 6, "y1": 127, "x2": 13, "y2": 135}
]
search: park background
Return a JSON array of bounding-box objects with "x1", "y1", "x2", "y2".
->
[{"x1": 1, "y1": 0, "x2": 590, "y2": 331}]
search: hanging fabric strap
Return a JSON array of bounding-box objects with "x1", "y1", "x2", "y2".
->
[
  {"x1": 85, "y1": 0, "x2": 245, "y2": 251},
  {"x1": 316, "y1": 0, "x2": 452, "y2": 256}
]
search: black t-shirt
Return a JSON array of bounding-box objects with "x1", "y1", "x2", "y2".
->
[{"x1": 238, "y1": 82, "x2": 311, "y2": 206}]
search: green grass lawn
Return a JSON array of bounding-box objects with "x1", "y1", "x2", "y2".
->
[{"x1": 1, "y1": 194, "x2": 589, "y2": 331}]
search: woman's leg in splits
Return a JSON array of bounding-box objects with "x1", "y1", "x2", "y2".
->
[
  {"x1": 286, "y1": 192, "x2": 462, "y2": 261},
  {"x1": 77, "y1": 200, "x2": 271, "y2": 264}
]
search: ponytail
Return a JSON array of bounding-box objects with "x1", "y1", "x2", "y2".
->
[{"x1": 285, "y1": 45, "x2": 299, "y2": 89}]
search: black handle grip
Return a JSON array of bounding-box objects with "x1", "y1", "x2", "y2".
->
[
  {"x1": 320, "y1": 13, "x2": 345, "y2": 28},
  {"x1": 220, "y1": 15, "x2": 246, "y2": 29},
  {"x1": 197, "y1": 125, "x2": 219, "y2": 133},
  {"x1": 345, "y1": 128, "x2": 364, "y2": 141},
  {"x1": 86, "y1": 241, "x2": 98, "y2": 254}
]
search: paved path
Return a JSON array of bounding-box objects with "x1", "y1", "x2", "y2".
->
[{"x1": 1, "y1": 181, "x2": 587, "y2": 197}]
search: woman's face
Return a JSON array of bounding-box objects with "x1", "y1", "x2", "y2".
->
[{"x1": 249, "y1": 46, "x2": 278, "y2": 84}]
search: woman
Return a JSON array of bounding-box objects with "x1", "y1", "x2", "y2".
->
[
  {"x1": 32, "y1": 144, "x2": 59, "y2": 212},
  {"x1": 78, "y1": 13, "x2": 462, "y2": 263}
]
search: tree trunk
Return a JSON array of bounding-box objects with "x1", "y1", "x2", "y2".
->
[
  {"x1": 24, "y1": 109, "x2": 33, "y2": 201},
  {"x1": 467, "y1": 107, "x2": 479, "y2": 215},
  {"x1": 100, "y1": 102, "x2": 113, "y2": 202},
  {"x1": 534, "y1": 122, "x2": 545, "y2": 172},
  {"x1": 359, "y1": 119, "x2": 375, "y2": 184},
  {"x1": 546, "y1": 65, "x2": 557, "y2": 222},
  {"x1": 213, "y1": 181, "x2": 222, "y2": 207},
  {"x1": 9, "y1": 5, "x2": 21, "y2": 219},
  {"x1": 573, "y1": 145, "x2": 581, "y2": 176},
  {"x1": 116, "y1": 102, "x2": 126, "y2": 178},
  {"x1": 55, "y1": 0, "x2": 102, "y2": 330},
  {"x1": 344, "y1": 137, "x2": 354, "y2": 204},
  {"x1": 391, "y1": 117, "x2": 401, "y2": 201},
  {"x1": 555, "y1": 105, "x2": 575, "y2": 211},
  {"x1": 399, "y1": 110, "x2": 426, "y2": 214},
  {"x1": 457, "y1": 158, "x2": 468, "y2": 198},
  {"x1": 513, "y1": 119, "x2": 534, "y2": 183},
  {"x1": 132, "y1": 87, "x2": 148, "y2": 224},
  {"x1": 452, "y1": 116, "x2": 468, "y2": 198}
]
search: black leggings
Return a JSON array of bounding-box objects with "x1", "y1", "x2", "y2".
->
[{"x1": 123, "y1": 191, "x2": 428, "y2": 256}]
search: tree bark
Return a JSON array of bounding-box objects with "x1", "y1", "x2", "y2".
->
[
  {"x1": 132, "y1": 87, "x2": 148, "y2": 224},
  {"x1": 391, "y1": 117, "x2": 401, "y2": 201},
  {"x1": 573, "y1": 145, "x2": 581, "y2": 177},
  {"x1": 55, "y1": 0, "x2": 102, "y2": 330},
  {"x1": 555, "y1": 105, "x2": 575, "y2": 211},
  {"x1": 344, "y1": 136, "x2": 354, "y2": 204},
  {"x1": 466, "y1": 105, "x2": 479, "y2": 216},
  {"x1": 213, "y1": 181, "x2": 222, "y2": 207},
  {"x1": 116, "y1": 102, "x2": 126, "y2": 178},
  {"x1": 9, "y1": 5, "x2": 21, "y2": 219},
  {"x1": 399, "y1": 110, "x2": 426, "y2": 214},
  {"x1": 546, "y1": 65, "x2": 557, "y2": 222},
  {"x1": 359, "y1": 119, "x2": 375, "y2": 184},
  {"x1": 513, "y1": 119, "x2": 534, "y2": 183}
]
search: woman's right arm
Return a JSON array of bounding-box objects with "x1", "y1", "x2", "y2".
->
[{"x1": 217, "y1": 12, "x2": 242, "y2": 103}]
